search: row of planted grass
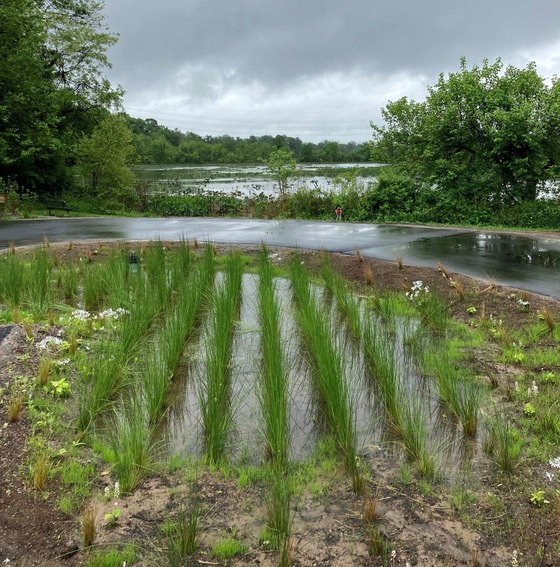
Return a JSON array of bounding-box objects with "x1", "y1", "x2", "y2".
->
[
  {"x1": 199, "y1": 249, "x2": 243, "y2": 466},
  {"x1": 322, "y1": 255, "x2": 436, "y2": 477},
  {"x1": 290, "y1": 254, "x2": 362, "y2": 491},
  {"x1": 106, "y1": 244, "x2": 216, "y2": 493},
  {"x1": 258, "y1": 248, "x2": 293, "y2": 558}
]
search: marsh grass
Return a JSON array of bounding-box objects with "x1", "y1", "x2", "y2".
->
[
  {"x1": 108, "y1": 396, "x2": 158, "y2": 493},
  {"x1": 82, "y1": 263, "x2": 107, "y2": 311},
  {"x1": 483, "y1": 415, "x2": 522, "y2": 473},
  {"x1": 399, "y1": 392, "x2": 435, "y2": 478},
  {"x1": 0, "y1": 252, "x2": 23, "y2": 307},
  {"x1": 415, "y1": 286, "x2": 450, "y2": 337},
  {"x1": 77, "y1": 340, "x2": 124, "y2": 433},
  {"x1": 265, "y1": 470, "x2": 293, "y2": 550},
  {"x1": 290, "y1": 256, "x2": 359, "y2": 484},
  {"x1": 362, "y1": 319, "x2": 403, "y2": 433},
  {"x1": 8, "y1": 390, "x2": 24, "y2": 422},
  {"x1": 258, "y1": 249, "x2": 289, "y2": 467},
  {"x1": 423, "y1": 348, "x2": 483, "y2": 437},
  {"x1": 200, "y1": 251, "x2": 243, "y2": 465},
  {"x1": 31, "y1": 452, "x2": 50, "y2": 491},
  {"x1": 26, "y1": 246, "x2": 53, "y2": 317},
  {"x1": 162, "y1": 499, "x2": 201, "y2": 565},
  {"x1": 81, "y1": 504, "x2": 97, "y2": 548},
  {"x1": 321, "y1": 256, "x2": 363, "y2": 340}
]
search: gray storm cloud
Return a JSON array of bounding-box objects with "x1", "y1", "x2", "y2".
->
[{"x1": 101, "y1": 0, "x2": 560, "y2": 140}]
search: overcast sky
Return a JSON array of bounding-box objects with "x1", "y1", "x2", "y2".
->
[{"x1": 102, "y1": 0, "x2": 560, "y2": 143}]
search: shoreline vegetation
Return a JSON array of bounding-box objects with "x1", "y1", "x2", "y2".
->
[{"x1": 2, "y1": 163, "x2": 560, "y2": 235}]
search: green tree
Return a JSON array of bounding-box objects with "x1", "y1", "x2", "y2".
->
[
  {"x1": 265, "y1": 148, "x2": 297, "y2": 199},
  {"x1": 76, "y1": 114, "x2": 135, "y2": 194},
  {"x1": 372, "y1": 58, "x2": 560, "y2": 206},
  {"x1": 0, "y1": 0, "x2": 121, "y2": 195}
]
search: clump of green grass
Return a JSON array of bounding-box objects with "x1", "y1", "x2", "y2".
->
[
  {"x1": 107, "y1": 396, "x2": 159, "y2": 494},
  {"x1": 212, "y1": 533, "x2": 247, "y2": 559},
  {"x1": 162, "y1": 499, "x2": 201, "y2": 565},
  {"x1": 84, "y1": 545, "x2": 136, "y2": 567},
  {"x1": 483, "y1": 414, "x2": 523, "y2": 474}
]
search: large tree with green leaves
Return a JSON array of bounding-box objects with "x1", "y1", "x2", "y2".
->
[
  {"x1": 0, "y1": 0, "x2": 121, "y2": 195},
  {"x1": 372, "y1": 58, "x2": 560, "y2": 205},
  {"x1": 76, "y1": 114, "x2": 135, "y2": 194}
]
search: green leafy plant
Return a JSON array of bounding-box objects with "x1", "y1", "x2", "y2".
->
[
  {"x1": 524, "y1": 403, "x2": 536, "y2": 417},
  {"x1": 530, "y1": 490, "x2": 550, "y2": 507},
  {"x1": 104, "y1": 507, "x2": 121, "y2": 528},
  {"x1": 45, "y1": 377, "x2": 72, "y2": 398}
]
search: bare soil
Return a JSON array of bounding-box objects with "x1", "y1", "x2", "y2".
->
[{"x1": 1, "y1": 240, "x2": 560, "y2": 566}]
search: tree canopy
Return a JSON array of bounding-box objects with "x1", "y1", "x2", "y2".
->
[
  {"x1": 0, "y1": 0, "x2": 121, "y2": 195},
  {"x1": 371, "y1": 58, "x2": 560, "y2": 205}
]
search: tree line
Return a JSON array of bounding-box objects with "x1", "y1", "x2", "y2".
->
[{"x1": 124, "y1": 115, "x2": 372, "y2": 165}]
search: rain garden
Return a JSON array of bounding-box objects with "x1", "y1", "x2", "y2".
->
[{"x1": 1, "y1": 240, "x2": 560, "y2": 565}]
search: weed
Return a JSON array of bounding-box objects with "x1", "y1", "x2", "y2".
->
[
  {"x1": 81, "y1": 504, "x2": 97, "y2": 548},
  {"x1": 395, "y1": 255, "x2": 403, "y2": 270},
  {"x1": 364, "y1": 265, "x2": 374, "y2": 285},
  {"x1": 530, "y1": 490, "x2": 550, "y2": 507},
  {"x1": 363, "y1": 485, "x2": 381, "y2": 523},
  {"x1": 213, "y1": 536, "x2": 247, "y2": 558},
  {"x1": 7, "y1": 390, "x2": 24, "y2": 422},
  {"x1": 104, "y1": 507, "x2": 121, "y2": 528},
  {"x1": 355, "y1": 249, "x2": 363, "y2": 262},
  {"x1": 31, "y1": 452, "x2": 50, "y2": 491},
  {"x1": 37, "y1": 357, "x2": 53, "y2": 386},
  {"x1": 437, "y1": 262, "x2": 449, "y2": 278}
]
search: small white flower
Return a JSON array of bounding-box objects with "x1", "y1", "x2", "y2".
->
[
  {"x1": 549, "y1": 457, "x2": 560, "y2": 469},
  {"x1": 514, "y1": 381, "x2": 519, "y2": 391},
  {"x1": 546, "y1": 471, "x2": 554, "y2": 481},
  {"x1": 37, "y1": 336, "x2": 63, "y2": 350}
]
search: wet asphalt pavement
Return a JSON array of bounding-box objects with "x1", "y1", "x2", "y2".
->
[{"x1": 1, "y1": 217, "x2": 560, "y2": 300}]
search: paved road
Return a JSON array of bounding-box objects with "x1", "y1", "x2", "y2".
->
[{"x1": 1, "y1": 217, "x2": 560, "y2": 299}]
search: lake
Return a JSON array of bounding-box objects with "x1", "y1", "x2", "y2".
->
[{"x1": 133, "y1": 162, "x2": 382, "y2": 197}]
